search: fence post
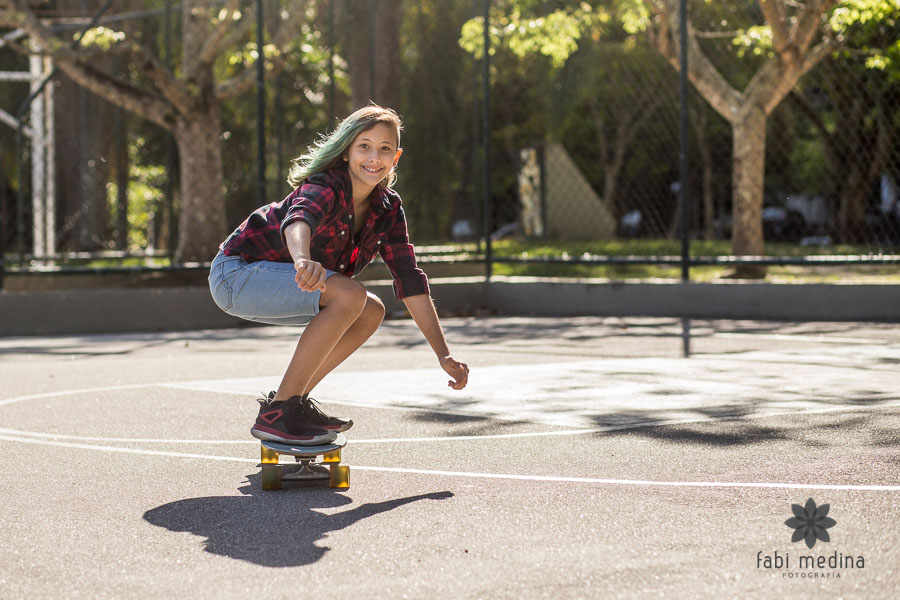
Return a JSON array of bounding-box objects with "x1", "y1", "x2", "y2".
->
[
  {"x1": 164, "y1": 0, "x2": 177, "y2": 265},
  {"x1": 256, "y1": 0, "x2": 267, "y2": 207},
  {"x1": 482, "y1": 0, "x2": 492, "y2": 282},
  {"x1": 679, "y1": 0, "x2": 690, "y2": 283},
  {"x1": 679, "y1": 0, "x2": 691, "y2": 357},
  {"x1": 328, "y1": 0, "x2": 336, "y2": 120},
  {"x1": 0, "y1": 132, "x2": 4, "y2": 289}
]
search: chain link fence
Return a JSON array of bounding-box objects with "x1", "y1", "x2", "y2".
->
[{"x1": 2, "y1": 0, "x2": 898, "y2": 287}]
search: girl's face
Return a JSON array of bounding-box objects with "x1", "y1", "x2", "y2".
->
[{"x1": 344, "y1": 123, "x2": 401, "y2": 198}]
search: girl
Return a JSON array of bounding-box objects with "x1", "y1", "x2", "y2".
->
[{"x1": 209, "y1": 105, "x2": 469, "y2": 445}]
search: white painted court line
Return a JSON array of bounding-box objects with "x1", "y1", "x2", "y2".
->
[
  {"x1": 0, "y1": 427, "x2": 259, "y2": 444},
  {"x1": 1, "y1": 397, "x2": 899, "y2": 446},
  {"x1": 3, "y1": 400, "x2": 899, "y2": 446},
  {"x1": 354, "y1": 465, "x2": 900, "y2": 492},
  {"x1": 0, "y1": 383, "x2": 158, "y2": 408},
  {"x1": 0, "y1": 434, "x2": 258, "y2": 463},
  {"x1": 0, "y1": 426, "x2": 597, "y2": 444},
  {"x1": 1, "y1": 433, "x2": 898, "y2": 492}
]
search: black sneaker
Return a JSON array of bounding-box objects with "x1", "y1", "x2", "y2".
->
[
  {"x1": 298, "y1": 395, "x2": 353, "y2": 432},
  {"x1": 251, "y1": 392, "x2": 337, "y2": 445}
]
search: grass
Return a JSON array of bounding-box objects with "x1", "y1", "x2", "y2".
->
[
  {"x1": 419, "y1": 239, "x2": 900, "y2": 283},
  {"x1": 6, "y1": 239, "x2": 899, "y2": 283},
  {"x1": 488, "y1": 262, "x2": 900, "y2": 283}
]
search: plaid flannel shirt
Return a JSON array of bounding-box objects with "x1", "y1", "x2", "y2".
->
[{"x1": 220, "y1": 167, "x2": 429, "y2": 300}]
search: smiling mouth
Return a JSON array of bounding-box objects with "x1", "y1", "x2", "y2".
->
[{"x1": 361, "y1": 165, "x2": 384, "y2": 174}]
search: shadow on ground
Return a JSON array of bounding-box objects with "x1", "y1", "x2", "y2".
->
[{"x1": 143, "y1": 478, "x2": 452, "y2": 568}]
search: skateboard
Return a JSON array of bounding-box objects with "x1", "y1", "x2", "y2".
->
[{"x1": 258, "y1": 433, "x2": 349, "y2": 490}]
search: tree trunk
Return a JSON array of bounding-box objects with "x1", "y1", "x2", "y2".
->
[
  {"x1": 701, "y1": 152, "x2": 715, "y2": 240},
  {"x1": 690, "y1": 105, "x2": 716, "y2": 240},
  {"x1": 838, "y1": 102, "x2": 892, "y2": 243},
  {"x1": 343, "y1": 0, "x2": 402, "y2": 110},
  {"x1": 372, "y1": 0, "x2": 402, "y2": 110},
  {"x1": 173, "y1": 109, "x2": 226, "y2": 263},
  {"x1": 54, "y1": 74, "x2": 113, "y2": 252},
  {"x1": 731, "y1": 107, "x2": 767, "y2": 278},
  {"x1": 838, "y1": 164, "x2": 868, "y2": 243},
  {"x1": 602, "y1": 143, "x2": 626, "y2": 219}
]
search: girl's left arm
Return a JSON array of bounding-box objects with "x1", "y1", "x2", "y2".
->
[{"x1": 403, "y1": 294, "x2": 469, "y2": 390}]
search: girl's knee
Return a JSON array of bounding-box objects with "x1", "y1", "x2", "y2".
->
[
  {"x1": 320, "y1": 274, "x2": 367, "y2": 315},
  {"x1": 364, "y1": 292, "x2": 386, "y2": 324}
]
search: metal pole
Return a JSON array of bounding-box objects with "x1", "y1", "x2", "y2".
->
[
  {"x1": 678, "y1": 0, "x2": 691, "y2": 357},
  {"x1": 3, "y1": 0, "x2": 114, "y2": 277},
  {"x1": 164, "y1": 0, "x2": 176, "y2": 265},
  {"x1": 256, "y1": 0, "x2": 267, "y2": 205},
  {"x1": 678, "y1": 0, "x2": 689, "y2": 283},
  {"x1": 0, "y1": 132, "x2": 4, "y2": 288},
  {"x1": 15, "y1": 125, "x2": 24, "y2": 267},
  {"x1": 482, "y1": 0, "x2": 492, "y2": 281},
  {"x1": 368, "y1": 0, "x2": 376, "y2": 102},
  {"x1": 328, "y1": 0, "x2": 335, "y2": 120}
]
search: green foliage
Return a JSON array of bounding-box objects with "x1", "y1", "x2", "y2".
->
[
  {"x1": 732, "y1": 26, "x2": 773, "y2": 57},
  {"x1": 76, "y1": 26, "x2": 126, "y2": 50},
  {"x1": 830, "y1": 0, "x2": 900, "y2": 31},
  {"x1": 106, "y1": 137, "x2": 167, "y2": 251},
  {"x1": 399, "y1": 0, "x2": 484, "y2": 241},
  {"x1": 459, "y1": 2, "x2": 604, "y2": 67},
  {"x1": 831, "y1": 0, "x2": 900, "y2": 78},
  {"x1": 619, "y1": 0, "x2": 651, "y2": 35},
  {"x1": 219, "y1": 8, "x2": 334, "y2": 225}
]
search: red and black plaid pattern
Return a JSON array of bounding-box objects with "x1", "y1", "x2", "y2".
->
[{"x1": 221, "y1": 167, "x2": 429, "y2": 300}]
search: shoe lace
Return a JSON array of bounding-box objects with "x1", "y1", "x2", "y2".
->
[
  {"x1": 302, "y1": 396, "x2": 330, "y2": 421},
  {"x1": 256, "y1": 390, "x2": 277, "y2": 408},
  {"x1": 257, "y1": 392, "x2": 306, "y2": 417}
]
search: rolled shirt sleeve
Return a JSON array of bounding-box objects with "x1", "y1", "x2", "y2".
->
[
  {"x1": 279, "y1": 175, "x2": 337, "y2": 247},
  {"x1": 379, "y1": 205, "x2": 430, "y2": 300}
]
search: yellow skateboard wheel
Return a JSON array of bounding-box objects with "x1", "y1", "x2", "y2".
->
[
  {"x1": 260, "y1": 445, "x2": 279, "y2": 464},
  {"x1": 329, "y1": 464, "x2": 350, "y2": 489},
  {"x1": 261, "y1": 465, "x2": 283, "y2": 490}
]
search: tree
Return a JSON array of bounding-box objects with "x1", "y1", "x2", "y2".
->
[
  {"x1": 560, "y1": 41, "x2": 674, "y2": 230},
  {"x1": 2, "y1": 0, "x2": 307, "y2": 262},
  {"x1": 399, "y1": 0, "x2": 481, "y2": 241},
  {"x1": 633, "y1": 0, "x2": 899, "y2": 272},
  {"x1": 461, "y1": 1, "x2": 896, "y2": 272},
  {"x1": 340, "y1": 0, "x2": 402, "y2": 111},
  {"x1": 632, "y1": 0, "x2": 844, "y2": 275},
  {"x1": 460, "y1": 2, "x2": 673, "y2": 234},
  {"x1": 791, "y1": 1, "x2": 900, "y2": 243}
]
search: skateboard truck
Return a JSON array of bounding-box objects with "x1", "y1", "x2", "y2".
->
[{"x1": 259, "y1": 434, "x2": 349, "y2": 490}]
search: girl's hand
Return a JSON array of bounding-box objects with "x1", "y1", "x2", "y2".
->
[
  {"x1": 293, "y1": 258, "x2": 327, "y2": 292},
  {"x1": 440, "y1": 355, "x2": 469, "y2": 390}
]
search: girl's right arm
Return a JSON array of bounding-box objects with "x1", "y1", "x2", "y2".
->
[{"x1": 284, "y1": 221, "x2": 328, "y2": 292}]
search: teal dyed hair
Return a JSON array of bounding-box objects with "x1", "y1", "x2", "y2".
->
[{"x1": 287, "y1": 104, "x2": 402, "y2": 189}]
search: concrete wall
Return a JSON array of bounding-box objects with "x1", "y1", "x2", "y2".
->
[
  {"x1": 484, "y1": 278, "x2": 900, "y2": 322},
  {"x1": 1, "y1": 277, "x2": 897, "y2": 337}
]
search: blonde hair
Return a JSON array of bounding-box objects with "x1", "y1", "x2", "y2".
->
[{"x1": 288, "y1": 105, "x2": 402, "y2": 188}]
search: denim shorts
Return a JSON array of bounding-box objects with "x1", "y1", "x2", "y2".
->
[{"x1": 208, "y1": 250, "x2": 336, "y2": 326}]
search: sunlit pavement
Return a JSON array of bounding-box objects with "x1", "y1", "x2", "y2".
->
[{"x1": 1, "y1": 316, "x2": 898, "y2": 599}]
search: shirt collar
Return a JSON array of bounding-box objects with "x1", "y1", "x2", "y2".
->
[{"x1": 328, "y1": 166, "x2": 394, "y2": 215}]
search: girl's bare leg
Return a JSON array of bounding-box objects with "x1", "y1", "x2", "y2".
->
[
  {"x1": 303, "y1": 292, "x2": 385, "y2": 393},
  {"x1": 273, "y1": 276, "x2": 383, "y2": 400}
]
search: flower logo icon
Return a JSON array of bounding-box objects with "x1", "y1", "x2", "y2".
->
[{"x1": 785, "y1": 498, "x2": 836, "y2": 549}]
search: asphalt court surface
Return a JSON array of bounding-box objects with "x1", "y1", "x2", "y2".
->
[{"x1": 1, "y1": 316, "x2": 899, "y2": 599}]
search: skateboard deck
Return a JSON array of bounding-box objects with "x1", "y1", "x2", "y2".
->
[{"x1": 258, "y1": 433, "x2": 349, "y2": 490}]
